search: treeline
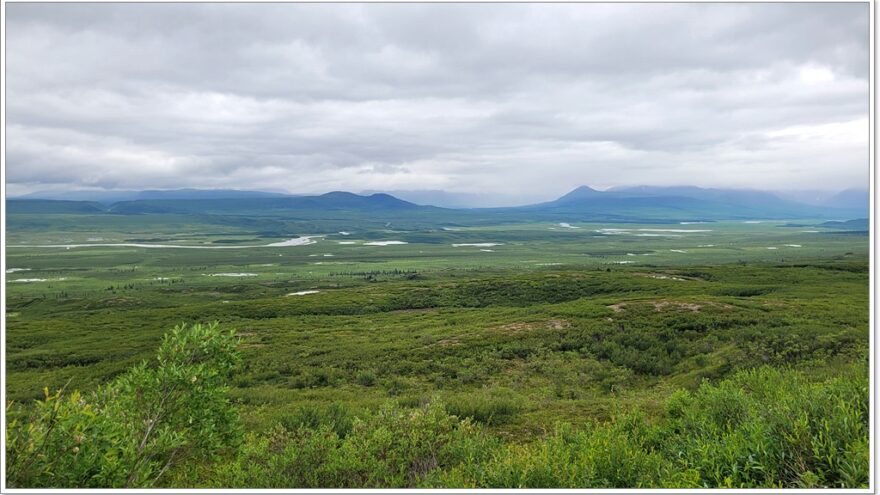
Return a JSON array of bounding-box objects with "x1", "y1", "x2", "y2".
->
[{"x1": 6, "y1": 323, "x2": 868, "y2": 489}]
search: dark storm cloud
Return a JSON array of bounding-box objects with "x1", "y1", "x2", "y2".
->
[{"x1": 5, "y1": 3, "x2": 869, "y2": 202}]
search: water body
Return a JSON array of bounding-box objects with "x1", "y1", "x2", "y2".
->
[
  {"x1": 596, "y1": 228, "x2": 708, "y2": 236},
  {"x1": 11, "y1": 236, "x2": 321, "y2": 250},
  {"x1": 363, "y1": 241, "x2": 408, "y2": 246},
  {"x1": 286, "y1": 290, "x2": 320, "y2": 296},
  {"x1": 637, "y1": 229, "x2": 712, "y2": 233}
]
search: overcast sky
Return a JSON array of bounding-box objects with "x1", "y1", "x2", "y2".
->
[{"x1": 5, "y1": 3, "x2": 870, "y2": 203}]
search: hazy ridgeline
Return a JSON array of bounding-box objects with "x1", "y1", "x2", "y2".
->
[{"x1": 4, "y1": 206, "x2": 869, "y2": 488}]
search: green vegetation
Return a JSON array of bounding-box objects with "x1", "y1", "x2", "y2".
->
[
  {"x1": 7, "y1": 323, "x2": 240, "y2": 488},
  {"x1": 4, "y1": 214, "x2": 869, "y2": 488},
  {"x1": 7, "y1": 325, "x2": 867, "y2": 488}
]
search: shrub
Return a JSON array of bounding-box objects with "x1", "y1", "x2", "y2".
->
[
  {"x1": 444, "y1": 391, "x2": 521, "y2": 426},
  {"x1": 355, "y1": 370, "x2": 378, "y2": 387},
  {"x1": 215, "y1": 401, "x2": 499, "y2": 488},
  {"x1": 279, "y1": 402, "x2": 354, "y2": 438},
  {"x1": 430, "y1": 419, "x2": 667, "y2": 488},
  {"x1": 6, "y1": 322, "x2": 241, "y2": 488},
  {"x1": 659, "y1": 365, "x2": 869, "y2": 488},
  {"x1": 431, "y1": 365, "x2": 868, "y2": 489}
]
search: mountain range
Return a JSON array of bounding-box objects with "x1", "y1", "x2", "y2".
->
[
  {"x1": 14, "y1": 188, "x2": 291, "y2": 204},
  {"x1": 7, "y1": 185, "x2": 868, "y2": 223}
]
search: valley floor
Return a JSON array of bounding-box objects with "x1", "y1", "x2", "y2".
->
[{"x1": 4, "y1": 218, "x2": 869, "y2": 488}]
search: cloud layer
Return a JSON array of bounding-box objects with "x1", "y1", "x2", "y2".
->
[{"x1": 5, "y1": 3, "x2": 870, "y2": 202}]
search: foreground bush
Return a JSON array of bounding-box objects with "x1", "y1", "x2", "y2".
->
[
  {"x1": 204, "y1": 365, "x2": 867, "y2": 489},
  {"x1": 429, "y1": 365, "x2": 868, "y2": 488},
  {"x1": 660, "y1": 365, "x2": 868, "y2": 488},
  {"x1": 210, "y1": 402, "x2": 499, "y2": 488},
  {"x1": 427, "y1": 414, "x2": 667, "y2": 488},
  {"x1": 6, "y1": 323, "x2": 240, "y2": 488},
  {"x1": 6, "y1": 322, "x2": 868, "y2": 489}
]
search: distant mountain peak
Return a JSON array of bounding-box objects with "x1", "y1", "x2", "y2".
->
[
  {"x1": 570, "y1": 185, "x2": 599, "y2": 193},
  {"x1": 311, "y1": 191, "x2": 417, "y2": 209},
  {"x1": 368, "y1": 193, "x2": 397, "y2": 200},
  {"x1": 554, "y1": 185, "x2": 603, "y2": 204},
  {"x1": 320, "y1": 191, "x2": 358, "y2": 198}
]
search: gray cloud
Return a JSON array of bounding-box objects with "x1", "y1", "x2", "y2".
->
[{"x1": 5, "y1": 3, "x2": 870, "y2": 203}]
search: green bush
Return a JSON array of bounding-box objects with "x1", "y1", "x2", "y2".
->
[
  {"x1": 6, "y1": 322, "x2": 241, "y2": 488},
  {"x1": 431, "y1": 365, "x2": 868, "y2": 489},
  {"x1": 355, "y1": 370, "x2": 378, "y2": 387},
  {"x1": 279, "y1": 402, "x2": 354, "y2": 438},
  {"x1": 214, "y1": 401, "x2": 499, "y2": 488},
  {"x1": 660, "y1": 365, "x2": 868, "y2": 488},
  {"x1": 429, "y1": 417, "x2": 666, "y2": 488},
  {"x1": 6, "y1": 324, "x2": 868, "y2": 489},
  {"x1": 444, "y1": 394, "x2": 520, "y2": 426}
]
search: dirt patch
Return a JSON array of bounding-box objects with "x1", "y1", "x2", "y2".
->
[
  {"x1": 653, "y1": 301, "x2": 702, "y2": 312},
  {"x1": 608, "y1": 300, "x2": 734, "y2": 313},
  {"x1": 495, "y1": 319, "x2": 570, "y2": 332},
  {"x1": 608, "y1": 303, "x2": 627, "y2": 313},
  {"x1": 634, "y1": 272, "x2": 696, "y2": 282},
  {"x1": 498, "y1": 322, "x2": 537, "y2": 332},
  {"x1": 762, "y1": 301, "x2": 786, "y2": 307}
]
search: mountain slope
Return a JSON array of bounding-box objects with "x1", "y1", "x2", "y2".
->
[
  {"x1": 6, "y1": 186, "x2": 866, "y2": 223},
  {"x1": 108, "y1": 191, "x2": 421, "y2": 215},
  {"x1": 16, "y1": 188, "x2": 290, "y2": 203},
  {"x1": 517, "y1": 185, "x2": 864, "y2": 221},
  {"x1": 6, "y1": 199, "x2": 107, "y2": 214}
]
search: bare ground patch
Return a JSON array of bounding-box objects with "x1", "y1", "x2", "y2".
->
[
  {"x1": 608, "y1": 303, "x2": 627, "y2": 313},
  {"x1": 634, "y1": 272, "x2": 699, "y2": 282},
  {"x1": 608, "y1": 300, "x2": 734, "y2": 313},
  {"x1": 548, "y1": 319, "x2": 570, "y2": 330},
  {"x1": 761, "y1": 300, "x2": 786, "y2": 307},
  {"x1": 653, "y1": 301, "x2": 703, "y2": 312},
  {"x1": 494, "y1": 319, "x2": 571, "y2": 333}
]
